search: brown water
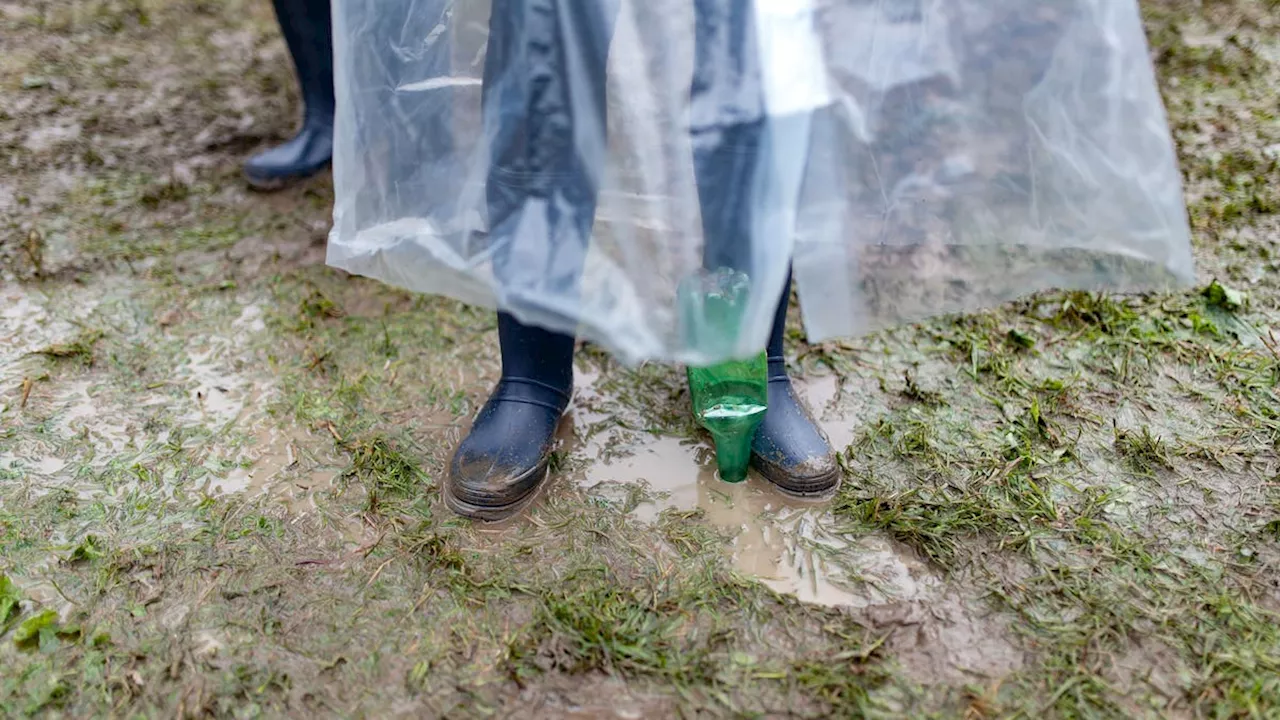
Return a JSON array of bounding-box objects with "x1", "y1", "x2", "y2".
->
[
  {"x1": 567, "y1": 371, "x2": 925, "y2": 609},
  {"x1": 214, "y1": 425, "x2": 334, "y2": 496}
]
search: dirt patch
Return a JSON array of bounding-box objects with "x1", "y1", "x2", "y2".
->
[
  {"x1": 862, "y1": 588, "x2": 1026, "y2": 685},
  {"x1": 498, "y1": 675, "x2": 674, "y2": 719},
  {"x1": 1106, "y1": 636, "x2": 1192, "y2": 716}
]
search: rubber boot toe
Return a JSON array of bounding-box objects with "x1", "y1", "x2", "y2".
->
[
  {"x1": 446, "y1": 378, "x2": 569, "y2": 521},
  {"x1": 243, "y1": 121, "x2": 333, "y2": 190}
]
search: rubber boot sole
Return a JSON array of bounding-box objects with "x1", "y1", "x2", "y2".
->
[
  {"x1": 244, "y1": 172, "x2": 292, "y2": 192},
  {"x1": 243, "y1": 164, "x2": 330, "y2": 192},
  {"x1": 751, "y1": 457, "x2": 841, "y2": 500},
  {"x1": 443, "y1": 457, "x2": 550, "y2": 523}
]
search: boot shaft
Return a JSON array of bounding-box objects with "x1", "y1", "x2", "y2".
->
[{"x1": 270, "y1": 0, "x2": 334, "y2": 121}]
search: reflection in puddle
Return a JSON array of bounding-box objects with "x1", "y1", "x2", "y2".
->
[{"x1": 568, "y1": 371, "x2": 921, "y2": 609}]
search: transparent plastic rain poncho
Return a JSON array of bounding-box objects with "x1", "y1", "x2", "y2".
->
[{"x1": 327, "y1": 0, "x2": 1194, "y2": 366}]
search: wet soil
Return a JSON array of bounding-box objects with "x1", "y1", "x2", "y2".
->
[{"x1": 3, "y1": 0, "x2": 1280, "y2": 717}]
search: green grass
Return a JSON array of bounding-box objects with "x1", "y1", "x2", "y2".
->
[
  {"x1": 3, "y1": 0, "x2": 1280, "y2": 716},
  {"x1": 31, "y1": 331, "x2": 103, "y2": 367}
]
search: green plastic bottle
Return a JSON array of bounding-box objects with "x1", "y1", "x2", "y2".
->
[{"x1": 680, "y1": 269, "x2": 769, "y2": 483}]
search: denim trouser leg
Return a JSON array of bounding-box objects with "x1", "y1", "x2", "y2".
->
[
  {"x1": 693, "y1": 120, "x2": 766, "y2": 274},
  {"x1": 482, "y1": 1, "x2": 782, "y2": 322},
  {"x1": 690, "y1": 0, "x2": 768, "y2": 274},
  {"x1": 482, "y1": 0, "x2": 620, "y2": 319}
]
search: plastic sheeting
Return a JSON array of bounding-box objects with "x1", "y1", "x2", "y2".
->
[{"x1": 327, "y1": 0, "x2": 1194, "y2": 365}]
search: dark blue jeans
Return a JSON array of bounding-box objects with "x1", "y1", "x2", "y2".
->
[{"x1": 481, "y1": 0, "x2": 771, "y2": 308}]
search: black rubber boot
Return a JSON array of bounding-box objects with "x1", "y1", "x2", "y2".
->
[
  {"x1": 751, "y1": 276, "x2": 840, "y2": 496},
  {"x1": 243, "y1": 0, "x2": 334, "y2": 190},
  {"x1": 445, "y1": 313, "x2": 575, "y2": 521}
]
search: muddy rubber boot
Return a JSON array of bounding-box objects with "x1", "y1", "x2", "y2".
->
[
  {"x1": 243, "y1": 0, "x2": 334, "y2": 190},
  {"x1": 750, "y1": 276, "x2": 840, "y2": 496},
  {"x1": 445, "y1": 313, "x2": 574, "y2": 521}
]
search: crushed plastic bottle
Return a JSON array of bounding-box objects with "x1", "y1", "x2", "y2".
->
[
  {"x1": 680, "y1": 269, "x2": 770, "y2": 483},
  {"x1": 687, "y1": 354, "x2": 768, "y2": 483}
]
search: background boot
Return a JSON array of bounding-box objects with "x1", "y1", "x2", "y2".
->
[
  {"x1": 445, "y1": 313, "x2": 575, "y2": 521},
  {"x1": 751, "y1": 274, "x2": 841, "y2": 496},
  {"x1": 243, "y1": 0, "x2": 334, "y2": 190}
]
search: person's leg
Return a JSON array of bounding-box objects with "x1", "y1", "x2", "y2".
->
[
  {"x1": 447, "y1": 0, "x2": 618, "y2": 521},
  {"x1": 484, "y1": 0, "x2": 615, "y2": 310},
  {"x1": 752, "y1": 268, "x2": 840, "y2": 495},
  {"x1": 446, "y1": 314, "x2": 576, "y2": 520},
  {"x1": 243, "y1": 0, "x2": 334, "y2": 190},
  {"x1": 697, "y1": 165, "x2": 838, "y2": 495},
  {"x1": 691, "y1": 3, "x2": 837, "y2": 496},
  {"x1": 690, "y1": 0, "x2": 768, "y2": 277}
]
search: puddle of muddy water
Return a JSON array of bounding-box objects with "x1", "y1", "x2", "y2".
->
[
  {"x1": 573, "y1": 434, "x2": 932, "y2": 610},
  {"x1": 214, "y1": 425, "x2": 305, "y2": 495},
  {"x1": 54, "y1": 379, "x2": 135, "y2": 454},
  {"x1": 179, "y1": 344, "x2": 260, "y2": 425},
  {"x1": 560, "y1": 371, "x2": 926, "y2": 610},
  {"x1": 24, "y1": 121, "x2": 82, "y2": 154},
  {"x1": 799, "y1": 373, "x2": 864, "y2": 453},
  {"x1": 176, "y1": 325, "x2": 349, "y2": 519}
]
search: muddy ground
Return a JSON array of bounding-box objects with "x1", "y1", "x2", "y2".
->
[{"x1": 2, "y1": 0, "x2": 1280, "y2": 717}]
